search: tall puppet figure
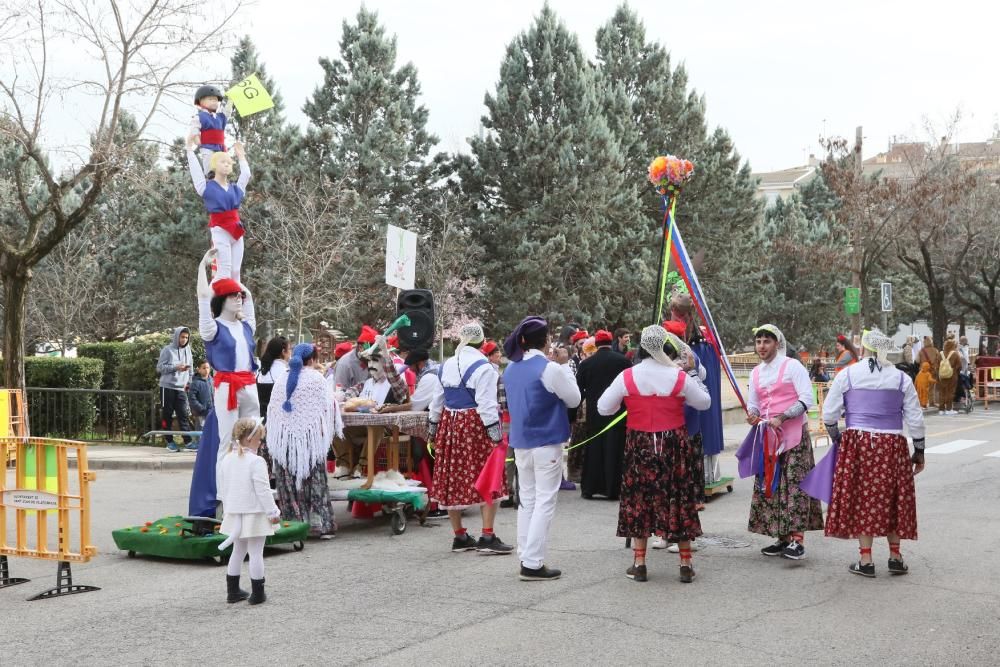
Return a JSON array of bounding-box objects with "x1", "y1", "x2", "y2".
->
[
  {"x1": 190, "y1": 84, "x2": 231, "y2": 170},
  {"x1": 186, "y1": 134, "x2": 251, "y2": 284},
  {"x1": 737, "y1": 324, "x2": 824, "y2": 560},
  {"x1": 189, "y1": 249, "x2": 261, "y2": 518},
  {"x1": 818, "y1": 329, "x2": 925, "y2": 577},
  {"x1": 428, "y1": 322, "x2": 513, "y2": 555}
]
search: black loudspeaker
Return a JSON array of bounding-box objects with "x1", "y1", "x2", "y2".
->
[{"x1": 396, "y1": 289, "x2": 435, "y2": 350}]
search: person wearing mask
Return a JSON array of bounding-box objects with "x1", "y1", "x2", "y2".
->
[
  {"x1": 334, "y1": 325, "x2": 378, "y2": 391},
  {"x1": 188, "y1": 360, "x2": 214, "y2": 431},
  {"x1": 503, "y1": 316, "x2": 581, "y2": 581},
  {"x1": 157, "y1": 326, "x2": 195, "y2": 452}
]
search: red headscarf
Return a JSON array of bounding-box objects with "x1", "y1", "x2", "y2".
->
[
  {"x1": 594, "y1": 330, "x2": 613, "y2": 345},
  {"x1": 334, "y1": 342, "x2": 354, "y2": 360},
  {"x1": 663, "y1": 320, "x2": 687, "y2": 338},
  {"x1": 211, "y1": 278, "x2": 243, "y2": 297},
  {"x1": 480, "y1": 340, "x2": 499, "y2": 356},
  {"x1": 570, "y1": 330, "x2": 589, "y2": 344},
  {"x1": 357, "y1": 325, "x2": 378, "y2": 345}
]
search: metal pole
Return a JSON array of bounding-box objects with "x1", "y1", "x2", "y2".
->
[{"x1": 851, "y1": 126, "x2": 863, "y2": 341}]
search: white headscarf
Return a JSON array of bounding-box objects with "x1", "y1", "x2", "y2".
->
[
  {"x1": 455, "y1": 322, "x2": 485, "y2": 359},
  {"x1": 752, "y1": 324, "x2": 787, "y2": 357},
  {"x1": 640, "y1": 325, "x2": 677, "y2": 367},
  {"x1": 861, "y1": 328, "x2": 899, "y2": 364}
]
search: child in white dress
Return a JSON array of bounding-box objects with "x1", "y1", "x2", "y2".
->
[{"x1": 219, "y1": 417, "x2": 280, "y2": 605}]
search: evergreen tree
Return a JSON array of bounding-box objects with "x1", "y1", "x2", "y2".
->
[
  {"x1": 463, "y1": 5, "x2": 633, "y2": 333},
  {"x1": 594, "y1": 5, "x2": 765, "y2": 342}
]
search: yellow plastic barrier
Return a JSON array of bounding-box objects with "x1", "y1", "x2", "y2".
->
[
  {"x1": 1, "y1": 389, "x2": 28, "y2": 466},
  {"x1": 810, "y1": 382, "x2": 831, "y2": 447},
  {"x1": 0, "y1": 437, "x2": 99, "y2": 600}
]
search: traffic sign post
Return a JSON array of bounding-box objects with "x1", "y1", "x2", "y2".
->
[
  {"x1": 881, "y1": 282, "x2": 893, "y2": 312},
  {"x1": 844, "y1": 287, "x2": 860, "y2": 315}
]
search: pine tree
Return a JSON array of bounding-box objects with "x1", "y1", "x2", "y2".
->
[
  {"x1": 463, "y1": 5, "x2": 633, "y2": 334},
  {"x1": 594, "y1": 5, "x2": 764, "y2": 342},
  {"x1": 302, "y1": 7, "x2": 445, "y2": 216}
]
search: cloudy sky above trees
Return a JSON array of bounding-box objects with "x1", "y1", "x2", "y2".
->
[{"x1": 238, "y1": 0, "x2": 995, "y2": 172}]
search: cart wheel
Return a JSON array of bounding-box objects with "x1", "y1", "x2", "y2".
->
[
  {"x1": 726, "y1": 485, "x2": 733, "y2": 493},
  {"x1": 293, "y1": 541, "x2": 305, "y2": 552},
  {"x1": 391, "y1": 510, "x2": 406, "y2": 535},
  {"x1": 127, "y1": 550, "x2": 136, "y2": 558}
]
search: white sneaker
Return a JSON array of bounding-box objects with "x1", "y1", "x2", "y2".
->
[
  {"x1": 667, "y1": 540, "x2": 700, "y2": 553},
  {"x1": 650, "y1": 536, "x2": 668, "y2": 549},
  {"x1": 332, "y1": 465, "x2": 351, "y2": 478}
]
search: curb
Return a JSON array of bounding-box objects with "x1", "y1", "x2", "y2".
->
[{"x1": 69, "y1": 455, "x2": 197, "y2": 471}]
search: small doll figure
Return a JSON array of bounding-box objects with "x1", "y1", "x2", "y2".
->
[{"x1": 191, "y1": 84, "x2": 232, "y2": 170}]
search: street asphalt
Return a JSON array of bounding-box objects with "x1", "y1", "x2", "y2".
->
[{"x1": 3, "y1": 409, "x2": 999, "y2": 666}]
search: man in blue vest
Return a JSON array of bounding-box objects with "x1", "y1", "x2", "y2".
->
[{"x1": 503, "y1": 316, "x2": 581, "y2": 581}]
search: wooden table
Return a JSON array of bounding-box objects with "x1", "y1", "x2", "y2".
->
[{"x1": 340, "y1": 411, "x2": 429, "y2": 489}]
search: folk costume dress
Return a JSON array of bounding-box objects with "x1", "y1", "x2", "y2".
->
[
  {"x1": 738, "y1": 331, "x2": 824, "y2": 539},
  {"x1": 267, "y1": 359, "x2": 342, "y2": 537},
  {"x1": 599, "y1": 357, "x2": 711, "y2": 542},
  {"x1": 188, "y1": 283, "x2": 261, "y2": 518},
  {"x1": 187, "y1": 148, "x2": 250, "y2": 284},
  {"x1": 820, "y1": 354, "x2": 924, "y2": 540},
  {"x1": 429, "y1": 346, "x2": 505, "y2": 509}
]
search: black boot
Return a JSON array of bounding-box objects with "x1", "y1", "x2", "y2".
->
[
  {"x1": 248, "y1": 578, "x2": 266, "y2": 605},
  {"x1": 226, "y1": 575, "x2": 249, "y2": 603}
]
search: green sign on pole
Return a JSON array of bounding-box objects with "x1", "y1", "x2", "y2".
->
[{"x1": 844, "y1": 287, "x2": 861, "y2": 315}]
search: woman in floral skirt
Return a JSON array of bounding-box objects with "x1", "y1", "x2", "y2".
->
[{"x1": 597, "y1": 325, "x2": 711, "y2": 584}]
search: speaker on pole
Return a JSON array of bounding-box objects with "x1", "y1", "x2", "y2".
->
[{"x1": 396, "y1": 289, "x2": 435, "y2": 350}]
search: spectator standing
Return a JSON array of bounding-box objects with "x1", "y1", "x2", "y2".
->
[
  {"x1": 188, "y1": 360, "x2": 214, "y2": 430},
  {"x1": 157, "y1": 326, "x2": 195, "y2": 452}
]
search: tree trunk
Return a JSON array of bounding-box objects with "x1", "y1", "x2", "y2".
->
[
  {"x1": 1, "y1": 264, "x2": 32, "y2": 391},
  {"x1": 929, "y1": 289, "x2": 948, "y2": 349}
]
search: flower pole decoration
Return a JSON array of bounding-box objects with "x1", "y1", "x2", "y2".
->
[{"x1": 647, "y1": 155, "x2": 695, "y2": 324}]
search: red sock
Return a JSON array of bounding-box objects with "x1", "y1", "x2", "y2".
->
[
  {"x1": 790, "y1": 532, "x2": 804, "y2": 544},
  {"x1": 679, "y1": 548, "x2": 693, "y2": 564},
  {"x1": 454, "y1": 528, "x2": 467, "y2": 537},
  {"x1": 633, "y1": 547, "x2": 647, "y2": 561},
  {"x1": 888, "y1": 542, "x2": 901, "y2": 557},
  {"x1": 859, "y1": 547, "x2": 872, "y2": 556},
  {"x1": 481, "y1": 527, "x2": 494, "y2": 536}
]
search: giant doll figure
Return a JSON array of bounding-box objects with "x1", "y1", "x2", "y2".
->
[{"x1": 190, "y1": 248, "x2": 261, "y2": 518}]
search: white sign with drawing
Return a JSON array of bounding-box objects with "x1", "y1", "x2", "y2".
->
[{"x1": 385, "y1": 224, "x2": 417, "y2": 290}]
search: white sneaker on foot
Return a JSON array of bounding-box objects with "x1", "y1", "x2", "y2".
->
[
  {"x1": 667, "y1": 540, "x2": 700, "y2": 553},
  {"x1": 650, "y1": 536, "x2": 668, "y2": 549}
]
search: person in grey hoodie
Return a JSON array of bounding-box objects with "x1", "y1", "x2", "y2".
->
[{"x1": 157, "y1": 326, "x2": 195, "y2": 451}]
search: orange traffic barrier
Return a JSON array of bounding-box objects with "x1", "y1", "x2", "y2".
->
[
  {"x1": 1, "y1": 389, "x2": 28, "y2": 466},
  {"x1": 0, "y1": 437, "x2": 100, "y2": 600}
]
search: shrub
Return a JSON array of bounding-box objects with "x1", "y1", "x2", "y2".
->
[
  {"x1": 25, "y1": 357, "x2": 103, "y2": 438},
  {"x1": 77, "y1": 342, "x2": 130, "y2": 390}
]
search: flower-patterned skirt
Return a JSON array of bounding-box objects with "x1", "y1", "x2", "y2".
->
[
  {"x1": 617, "y1": 428, "x2": 702, "y2": 542},
  {"x1": 747, "y1": 426, "x2": 824, "y2": 538},
  {"x1": 431, "y1": 408, "x2": 506, "y2": 509},
  {"x1": 825, "y1": 430, "x2": 917, "y2": 540}
]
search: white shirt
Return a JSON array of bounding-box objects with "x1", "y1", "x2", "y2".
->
[
  {"x1": 823, "y1": 361, "x2": 925, "y2": 439},
  {"x1": 746, "y1": 355, "x2": 813, "y2": 416},
  {"x1": 410, "y1": 372, "x2": 437, "y2": 412},
  {"x1": 429, "y1": 347, "x2": 500, "y2": 426},
  {"x1": 598, "y1": 358, "x2": 711, "y2": 416},
  {"x1": 360, "y1": 377, "x2": 392, "y2": 407},
  {"x1": 218, "y1": 451, "x2": 280, "y2": 517},
  {"x1": 187, "y1": 149, "x2": 250, "y2": 196},
  {"x1": 959, "y1": 345, "x2": 970, "y2": 373},
  {"x1": 257, "y1": 358, "x2": 288, "y2": 385},
  {"x1": 519, "y1": 349, "x2": 582, "y2": 408}
]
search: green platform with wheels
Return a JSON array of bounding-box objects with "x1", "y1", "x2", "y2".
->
[
  {"x1": 111, "y1": 515, "x2": 309, "y2": 563},
  {"x1": 704, "y1": 477, "x2": 735, "y2": 498}
]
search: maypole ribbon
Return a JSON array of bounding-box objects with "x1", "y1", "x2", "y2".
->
[
  {"x1": 564, "y1": 412, "x2": 627, "y2": 452},
  {"x1": 654, "y1": 195, "x2": 679, "y2": 324}
]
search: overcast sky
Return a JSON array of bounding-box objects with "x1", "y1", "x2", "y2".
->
[
  {"x1": 238, "y1": 0, "x2": 997, "y2": 173},
  {"x1": 10, "y1": 1, "x2": 996, "y2": 174}
]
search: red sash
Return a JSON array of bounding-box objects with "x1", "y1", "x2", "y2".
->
[
  {"x1": 213, "y1": 371, "x2": 256, "y2": 411},
  {"x1": 200, "y1": 128, "x2": 226, "y2": 148},
  {"x1": 209, "y1": 209, "x2": 244, "y2": 240}
]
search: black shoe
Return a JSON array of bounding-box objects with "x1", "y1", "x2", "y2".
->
[
  {"x1": 887, "y1": 558, "x2": 909, "y2": 575},
  {"x1": 679, "y1": 564, "x2": 696, "y2": 583},
  {"x1": 248, "y1": 578, "x2": 266, "y2": 605},
  {"x1": 519, "y1": 564, "x2": 561, "y2": 581},
  {"x1": 499, "y1": 498, "x2": 515, "y2": 509},
  {"x1": 226, "y1": 574, "x2": 249, "y2": 603},
  {"x1": 451, "y1": 533, "x2": 478, "y2": 552},
  {"x1": 425, "y1": 509, "x2": 448, "y2": 520},
  {"x1": 849, "y1": 561, "x2": 876, "y2": 578},
  {"x1": 761, "y1": 540, "x2": 789, "y2": 557},
  {"x1": 476, "y1": 534, "x2": 513, "y2": 555},
  {"x1": 781, "y1": 541, "x2": 806, "y2": 560},
  {"x1": 626, "y1": 563, "x2": 648, "y2": 582}
]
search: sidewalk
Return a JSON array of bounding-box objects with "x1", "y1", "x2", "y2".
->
[{"x1": 68, "y1": 445, "x2": 199, "y2": 471}]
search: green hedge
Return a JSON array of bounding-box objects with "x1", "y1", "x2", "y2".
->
[
  {"x1": 117, "y1": 332, "x2": 205, "y2": 392},
  {"x1": 25, "y1": 357, "x2": 104, "y2": 438},
  {"x1": 78, "y1": 342, "x2": 130, "y2": 390}
]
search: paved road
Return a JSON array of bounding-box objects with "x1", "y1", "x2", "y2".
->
[{"x1": 3, "y1": 411, "x2": 999, "y2": 666}]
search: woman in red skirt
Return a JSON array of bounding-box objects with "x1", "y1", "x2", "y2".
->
[
  {"x1": 428, "y1": 322, "x2": 512, "y2": 555},
  {"x1": 598, "y1": 325, "x2": 711, "y2": 583},
  {"x1": 818, "y1": 329, "x2": 926, "y2": 577}
]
